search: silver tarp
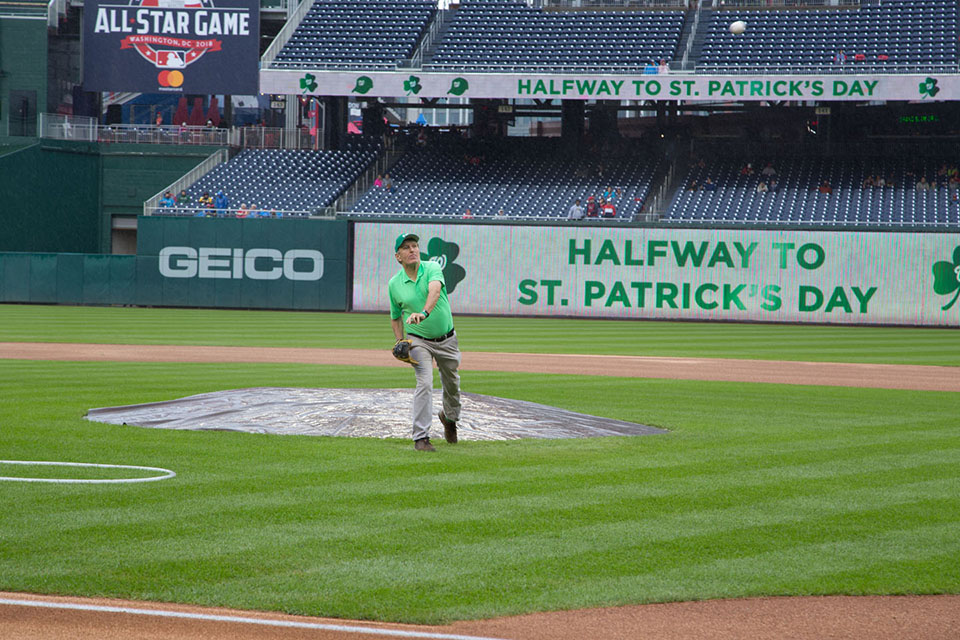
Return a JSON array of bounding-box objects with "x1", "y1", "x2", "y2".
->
[{"x1": 85, "y1": 387, "x2": 666, "y2": 441}]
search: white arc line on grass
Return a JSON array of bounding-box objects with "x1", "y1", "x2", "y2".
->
[
  {"x1": 0, "y1": 460, "x2": 176, "y2": 484},
  {"x1": 0, "y1": 598, "x2": 511, "y2": 640}
]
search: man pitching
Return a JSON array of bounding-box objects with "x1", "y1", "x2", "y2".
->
[{"x1": 389, "y1": 232, "x2": 461, "y2": 451}]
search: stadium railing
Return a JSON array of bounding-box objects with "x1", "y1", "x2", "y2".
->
[
  {"x1": 143, "y1": 206, "x2": 322, "y2": 218},
  {"x1": 38, "y1": 113, "x2": 98, "y2": 142},
  {"x1": 260, "y1": 0, "x2": 317, "y2": 69},
  {"x1": 39, "y1": 113, "x2": 231, "y2": 145},
  {"x1": 40, "y1": 114, "x2": 330, "y2": 151},
  {"x1": 707, "y1": 0, "x2": 860, "y2": 6},
  {"x1": 694, "y1": 63, "x2": 960, "y2": 74},
  {"x1": 534, "y1": 0, "x2": 690, "y2": 8},
  {"x1": 235, "y1": 127, "x2": 321, "y2": 151}
]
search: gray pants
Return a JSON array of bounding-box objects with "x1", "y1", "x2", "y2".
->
[{"x1": 408, "y1": 333, "x2": 462, "y2": 441}]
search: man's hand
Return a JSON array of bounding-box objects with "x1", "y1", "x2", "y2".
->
[{"x1": 406, "y1": 313, "x2": 426, "y2": 325}]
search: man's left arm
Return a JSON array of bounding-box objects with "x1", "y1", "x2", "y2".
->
[{"x1": 406, "y1": 280, "x2": 442, "y2": 325}]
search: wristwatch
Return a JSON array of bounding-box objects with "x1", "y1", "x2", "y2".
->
[{"x1": 421, "y1": 309, "x2": 430, "y2": 318}]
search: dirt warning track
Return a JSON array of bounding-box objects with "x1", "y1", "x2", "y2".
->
[{"x1": 2, "y1": 342, "x2": 958, "y2": 392}]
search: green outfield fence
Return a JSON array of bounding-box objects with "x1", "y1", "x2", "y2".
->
[{"x1": 2, "y1": 216, "x2": 959, "y2": 326}]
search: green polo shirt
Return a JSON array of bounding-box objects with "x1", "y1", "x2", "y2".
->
[{"x1": 388, "y1": 260, "x2": 454, "y2": 338}]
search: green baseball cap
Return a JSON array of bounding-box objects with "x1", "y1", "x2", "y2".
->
[{"x1": 394, "y1": 232, "x2": 419, "y2": 252}]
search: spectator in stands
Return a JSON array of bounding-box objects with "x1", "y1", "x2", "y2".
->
[
  {"x1": 199, "y1": 191, "x2": 213, "y2": 211},
  {"x1": 862, "y1": 175, "x2": 876, "y2": 188},
  {"x1": 601, "y1": 200, "x2": 617, "y2": 218},
  {"x1": 159, "y1": 191, "x2": 175, "y2": 208},
  {"x1": 818, "y1": 181, "x2": 833, "y2": 194},
  {"x1": 497, "y1": 208, "x2": 506, "y2": 217},
  {"x1": 155, "y1": 112, "x2": 164, "y2": 127},
  {"x1": 834, "y1": 50, "x2": 846, "y2": 66},
  {"x1": 703, "y1": 177, "x2": 717, "y2": 191},
  {"x1": 761, "y1": 163, "x2": 777, "y2": 178},
  {"x1": 177, "y1": 190, "x2": 192, "y2": 210},
  {"x1": 687, "y1": 180, "x2": 700, "y2": 191},
  {"x1": 462, "y1": 207, "x2": 473, "y2": 219},
  {"x1": 768, "y1": 177, "x2": 779, "y2": 192},
  {"x1": 383, "y1": 173, "x2": 396, "y2": 193},
  {"x1": 756, "y1": 180, "x2": 768, "y2": 194},
  {"x1": 740, "y1": 163, "x2": 754, "y2": 176},
  {"x1": 568, "y1": 199, "x2": 584, "y2": 220},
  {"x1": 236, "y1": 203, "x2": 249, "y2": 218},
  {"x1": 916, "y1": 176, "x2": 931, "y2": 191},
  {"x1": 585, "y1": 196, "x2": 598, "y2": 217},
  {"x1": 374, "y1": 174, "x2": 383, "y2": 188},
  {"x1": 214, "y1": 190, "x2": 230, "y2": 214}
]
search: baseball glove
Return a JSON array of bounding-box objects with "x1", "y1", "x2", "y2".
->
[{"x1": 392, "y1": 339, "x2": 418, "y2": 364}]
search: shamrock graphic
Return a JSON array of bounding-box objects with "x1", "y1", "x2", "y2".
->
[
  {"x1": 932, "y1": 246, "x2": 960, "y2": 310},
  {"x1": 299, "y1": 73, "x2": 317, "y2": 93},
  {"x1": 421, "y1": 237, "x2": 466, "y2": 294},
  {"x1": 447, "y1": 77, "x2": 469, "y2": 96},
  {"x1": 403, "y1": 75, "x2": 423, "y2": 95},
  {"x1": 352, "y1": 76, "x2": 373, "y2": 94},
  {"x1": 919, "y1": 77, "x2": 940, "y2": 99}
]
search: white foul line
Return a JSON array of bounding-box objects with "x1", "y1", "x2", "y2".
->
[{"x1": 0, "y1": 598, "x2": 511, "y2": 640}]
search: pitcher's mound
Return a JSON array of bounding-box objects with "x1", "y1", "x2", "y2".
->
[{"x1": 85, "y1": 388, "x2": 665, "y2": 441}]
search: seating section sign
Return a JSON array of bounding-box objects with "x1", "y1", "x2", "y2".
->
[
  {"x1": 261, "y1": 69, "x2": 956, "y2": 102},
  {"x1": 353, "y1": 223, "x2": 960, "y2": 327},
  {"x1": 83, "y1": 0, "x2": 259, "y2": 94}
]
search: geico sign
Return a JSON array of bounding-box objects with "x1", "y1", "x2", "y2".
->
[{"x1": 159, "y1": 247, "x2": 324, "y2": 281}]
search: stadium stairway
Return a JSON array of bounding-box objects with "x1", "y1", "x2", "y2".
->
[{"x1": 417, "y1": 4, "x2": 459, "y2": 67}]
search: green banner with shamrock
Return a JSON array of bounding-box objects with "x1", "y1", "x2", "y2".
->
[
  {"x1": 264, "y1": 70, "x2": 959, "y2": 102},
  {"x1": 353, "y1": 223, "x2": 960, "y2": 327}
]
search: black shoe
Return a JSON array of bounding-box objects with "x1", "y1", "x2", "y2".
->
[
  {"x1": 439, "y1": 411, "x2": 458, "y2": 444},
  {"x1": 414, "y1": 437, "x2": 436, "y2": 452}
]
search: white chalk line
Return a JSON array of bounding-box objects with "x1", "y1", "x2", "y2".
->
[
  {"x1": 0, "y1": 460, "x2": 176, "y2": 484},
  {"x1": 0, "y1": 598, "x2": 510, "y2": 640}
]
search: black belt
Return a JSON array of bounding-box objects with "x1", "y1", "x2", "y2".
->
[{"x1": 411, "y1": 328, "x2": 455, "y2": 343}]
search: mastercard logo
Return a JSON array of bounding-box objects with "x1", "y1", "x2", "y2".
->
[{"x1": 158, "y1": 70, "x2": 184, "y2": 87}]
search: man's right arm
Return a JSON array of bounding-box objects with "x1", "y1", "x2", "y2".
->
[{"x1": 391, "y1": 316, "x2": 405, "y2": 341}]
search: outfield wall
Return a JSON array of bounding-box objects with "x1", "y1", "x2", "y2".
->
[
  {"x1": 353, "y1": 223, "x2": 960, "y2": 327},
  {"x1": 2, "y1": 218, "x2": 959, "y2": 326},
  {"x1": 0, "y1": 218, "x2": 349, "y2": 311}
]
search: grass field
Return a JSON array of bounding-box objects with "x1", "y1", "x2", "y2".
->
[
  {"x1": 2, "y1": 304, "x2": 960, "y2": 364},
  {"x1": 1, "y1": 304, "x2": 959, "y2": 624}
]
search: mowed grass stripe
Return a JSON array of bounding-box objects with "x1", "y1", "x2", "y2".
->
[
  {"x1": 11, "y1": 438, "x2": 957, "y2": 550},
  {"x1": 2, "y1": 304, "x2": 960, "y2": 365}
]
